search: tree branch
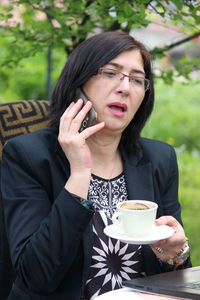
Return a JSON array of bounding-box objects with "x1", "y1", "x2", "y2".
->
[
  {"x1": 152, "y1": 31, "x2": 200, "y2": 55},
  {"x1": 108, "y1": 0, "x2": 154, "y2": 33},
  {"x1": 108, "y1": 21, "x2": 122, "y2": 32},
  {"x1": 148, "y1": 3, "x2": 164, "y2": 16},
  {"x1": 65, "y1": 0, "x2": 94, "y2": 54}
]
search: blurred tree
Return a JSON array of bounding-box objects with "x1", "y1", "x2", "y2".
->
[{"x1": 0, "y1": 0, "x2": 199, "y2": 98}]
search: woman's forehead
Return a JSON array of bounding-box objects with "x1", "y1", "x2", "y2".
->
[{"x1": 104, "y1": 49, "x2": 145, "y2": 74}]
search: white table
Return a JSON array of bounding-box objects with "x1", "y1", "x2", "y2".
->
[
  {"x1": 94, "y1": 288, "x2": 142, "y2": 299},
  {"x1": 94, "y1": 287, "x2": 183, "y2": 300}
]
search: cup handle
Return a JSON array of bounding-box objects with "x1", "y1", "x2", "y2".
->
[{"x1": 112, "y1": 211, "x2": 122, "y2": 229}]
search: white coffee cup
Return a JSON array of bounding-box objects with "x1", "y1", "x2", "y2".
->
[{"x1": 112, "y1": 200, "x2": 158, "y2": 238}]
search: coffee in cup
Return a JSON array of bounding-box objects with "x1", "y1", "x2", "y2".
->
[{"x1": 112, "y1": 200, "x2": 158, "y2": 238}]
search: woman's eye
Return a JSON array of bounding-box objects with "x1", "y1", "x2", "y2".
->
[
  {"x1": 102, "y1": 70, "x2": 117, "y2": 77},
  {"x1": 131, "y1": 77, "x2": 144, "y2": 85}
]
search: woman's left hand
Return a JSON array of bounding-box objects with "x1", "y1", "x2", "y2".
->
[{"x1": 150, "y1": 216, "x2": 187, "y2": 262}]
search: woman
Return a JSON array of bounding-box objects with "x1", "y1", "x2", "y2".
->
[{"x1": 1, "y1": 31, "x2": 191, "y2": 300}]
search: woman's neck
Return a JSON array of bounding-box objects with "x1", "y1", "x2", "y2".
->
[{"x1": 87, "y1": 133, "x2": 123, "y2": 179}]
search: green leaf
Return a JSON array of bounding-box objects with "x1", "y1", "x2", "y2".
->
[
  {"x1": 139, "y1": 3, "x2": 146, "y2": 19},
  {"x1": 171, "y1": 0, "x2": 183, "y2": 10},
  {"x1": 123, "y1": 2, "x2": 133, "y2": 17}
]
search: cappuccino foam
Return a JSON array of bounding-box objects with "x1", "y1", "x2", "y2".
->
[{"x1": 120, "y1": 201, "x2": 151, "y2": 210}]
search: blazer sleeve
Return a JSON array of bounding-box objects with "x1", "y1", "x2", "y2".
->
[
  {"x1": 158, "y1": 145, "x2": 192, "y2": 268},
  {"x1": 1, "y1": 138, "x2": 93, "y2": 293},
  {"x1": 157, "y1": 145, "x2": 181, "y2": 221},
  {"x1": 144, "y1": 143, "x2": 191, "y2": 275}
]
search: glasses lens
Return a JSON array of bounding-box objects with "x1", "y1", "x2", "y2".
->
[
  {"x1": 99, "y1": 68, "x2": 150, "y2": 91},
  {"x1": 131, "y1": 77, "x2": 144, "y2": 87},
  {"x1": 100, "y1": 69, "x2": 117, "y2": 78}
]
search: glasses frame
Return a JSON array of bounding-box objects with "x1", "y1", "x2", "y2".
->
[{"x1": 97, "y1": 68, "x2": 150, "y2": 92}]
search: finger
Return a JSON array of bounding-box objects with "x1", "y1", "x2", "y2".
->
[
  {"x1": 150, "y1": 240, "x2": 178, "y2": 258},
  {"x1": 151, "y1": 243, "x2": 182, "y2": 261},
  {"x1": 62, "y1": 99, "x2": 83, "y2": 120},
  {"x1": 69, "y1": 101, "x2": 93, "y2": 132},
  {"x1": 150, "y1": 230, "x2": 186, "y2": 259},
  {"x1": 80, "y1": 122, "x2": 105, "y2": 139},
  {"x1": 150, "y1": 245, "x2": 173, "y2": 262},
  {"x1": 59, "y1": 100, "x2": 83, "y2": 132},
  {"x1": 155, "y1": 216, "x2": 177, "y2": 226},
  {"x1": 61, "y1": 102, "x2": 75, "y2": 118},
  {"x1": 65, "y1": 101, "x2": 75, "y2": 111}
]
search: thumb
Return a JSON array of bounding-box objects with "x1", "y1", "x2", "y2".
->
[{"x1": 155, "y1": 215, "x2": 177, "y2": 227}]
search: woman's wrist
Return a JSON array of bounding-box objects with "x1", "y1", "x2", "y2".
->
[
  {"x1": 67, "y1": 192, "x2": 94, "y2": 211},
  {"x1": 167, "y1": 238, "x2": 190, "y2": 266},
  {"x1": 65, "y1": 170, "x2": 91, "y2": 199}
]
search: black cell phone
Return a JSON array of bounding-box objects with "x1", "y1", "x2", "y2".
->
[{"x1": 75, "y1": 88, "x2": 97, "y2": 132}]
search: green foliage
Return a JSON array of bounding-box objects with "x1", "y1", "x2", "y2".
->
[
  {"x1": 0, "y1": 0, "x2": 199, "y2": 82},
  {"x1": 0, "y1": 46, "x2": 66, "y2": 101},
  {"x1": 142, "y1": 80, "x2": 200, "y2": 151},
  {"x1": 173, "y1": 55, "x2": 200, "y2": 80}
]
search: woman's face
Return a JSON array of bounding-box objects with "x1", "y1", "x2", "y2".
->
[{"x1": 83, "y1": 49, "x2": 147, "y2": 133}]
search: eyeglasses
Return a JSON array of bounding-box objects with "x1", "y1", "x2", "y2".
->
[{"x1": 97, "y1": 68, "x2": 150, "y2": 92}]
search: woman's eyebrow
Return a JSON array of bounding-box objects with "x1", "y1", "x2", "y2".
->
[{"x1": 105, "y1": 62, "x2": 145, "y2": 76}]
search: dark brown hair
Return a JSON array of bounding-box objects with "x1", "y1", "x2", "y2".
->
[{"x1": 49, "y1": 31, "x2": 154, "y2": 152}]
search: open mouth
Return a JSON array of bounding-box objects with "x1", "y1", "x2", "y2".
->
[
  {"x1": 108, "y1": 102, "x2": 127, "y2": 112},
  {"x1": 109, "y1": 105, "x2": 125, "y2": 112}
]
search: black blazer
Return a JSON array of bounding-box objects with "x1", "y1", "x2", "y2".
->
[{"x1": 1, "y1": 128, "x2": 188, "y2": 300}]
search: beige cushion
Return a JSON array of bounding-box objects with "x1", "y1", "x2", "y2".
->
[{"x1": 0, "y1": 100, "x2": 50, "y2": 160}]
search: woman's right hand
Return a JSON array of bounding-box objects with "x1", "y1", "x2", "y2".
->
[{"x1": 58, "y1": 99, "x2": 104, "y2": 197}]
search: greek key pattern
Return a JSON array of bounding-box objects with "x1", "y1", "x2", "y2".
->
[{"x1": 0, "y1": 100, "x2": 50, "y2": 159}]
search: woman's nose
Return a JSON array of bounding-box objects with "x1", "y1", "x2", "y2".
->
[{"x1": 115, "y1": 76, "x2": 131, "y2": 94}]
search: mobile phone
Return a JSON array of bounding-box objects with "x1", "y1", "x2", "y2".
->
[{"x1": 75, "y1": 88, "x2": 97, "y2": 132}]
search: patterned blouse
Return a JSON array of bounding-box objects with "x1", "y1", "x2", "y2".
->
[{"x1": 82, "y1": 173, "x2": 144, "y2": 299}]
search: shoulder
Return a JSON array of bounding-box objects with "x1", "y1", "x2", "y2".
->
[
  {"x1": 4, "y1": 128, "x2": 56, "y2": 145},
  {"x1": 139, "y1": 137, "x2": 176, "y2": 158},
  {"x1": 139, "y1": 137, "x2": 177, "y2": 167},
  {"x1": 3, "y1": 128, "x2": 57, "y2": 158},
  {"x1": 139, "y1": 137, "x2": 174, "y2": 151}
]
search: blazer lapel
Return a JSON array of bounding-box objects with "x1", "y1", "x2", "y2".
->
[
  {"x1": 120, "y1": 145, "x2": 155, "y2": 202},
  {"x1": 124, "y1": 163, "x2": 155, "y2": 201}
]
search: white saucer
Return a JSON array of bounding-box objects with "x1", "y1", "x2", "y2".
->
[{"x1": 104, "y1": 224, "x2": 174, "y2": 245}]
